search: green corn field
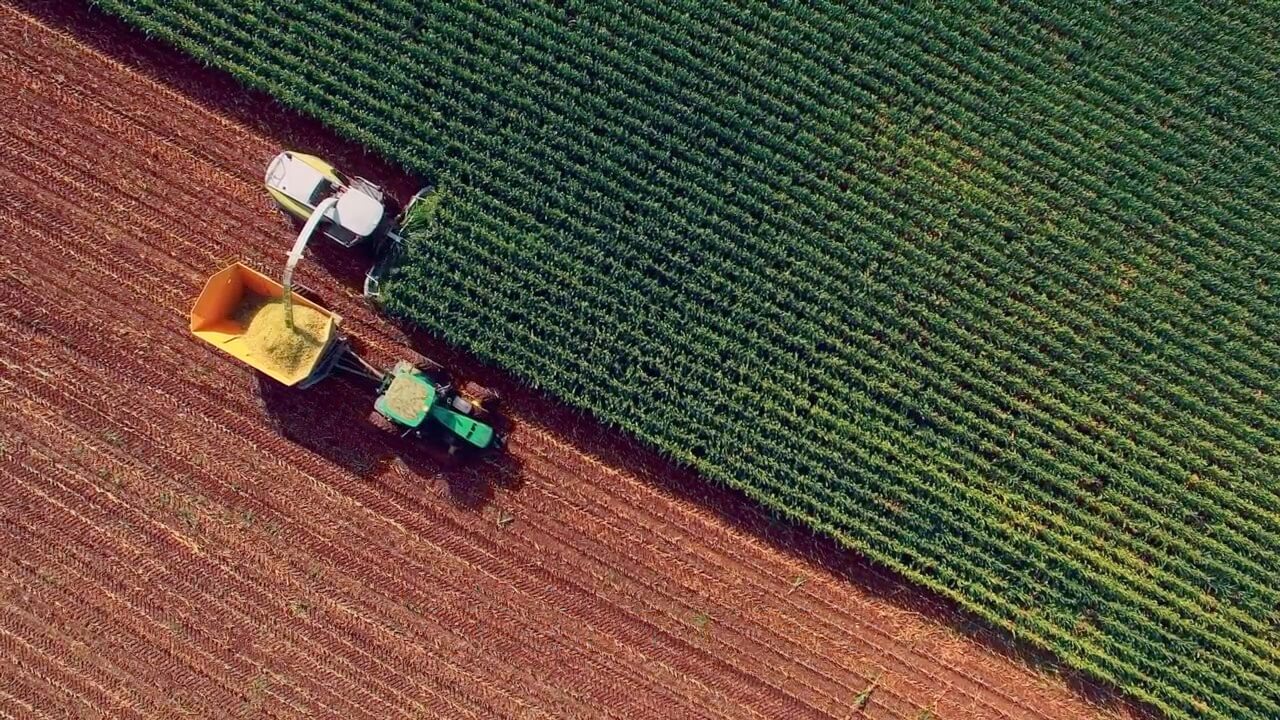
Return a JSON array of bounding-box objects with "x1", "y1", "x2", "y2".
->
[{"x1": 99, "y1": 1, "x2": 1280, "y2": 717}]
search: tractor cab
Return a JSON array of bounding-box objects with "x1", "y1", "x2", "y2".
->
[{"x1": 265, "y1": 151, "x2": 393, "y2": 248}]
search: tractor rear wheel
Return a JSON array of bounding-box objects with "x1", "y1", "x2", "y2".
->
[{"x1": 460, "y1": 381, "x2": 501, "y2": 417}]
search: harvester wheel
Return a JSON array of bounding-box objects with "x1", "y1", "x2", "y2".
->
[{"x1": 382, "y1": 195, "x2": 403, "y2": 221}]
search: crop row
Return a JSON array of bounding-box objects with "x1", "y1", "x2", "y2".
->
[{"x1": 98, "y1": 0, "x2": 1280, "y2": 717}]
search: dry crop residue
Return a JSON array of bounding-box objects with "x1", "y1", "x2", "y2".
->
[
  {"x1": 0, "y1": 3, "x2": 1154, "y2": 720},
  {"x1": 234, "y1": 293, "x2": 328, "y2": 378},
  {"x1": 383, "y1": 373, "x2": 428, "y2": 420}
]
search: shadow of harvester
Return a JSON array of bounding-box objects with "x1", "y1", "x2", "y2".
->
[{"x1": 254, "y1": 360, "x2": 522, "y2": 512}]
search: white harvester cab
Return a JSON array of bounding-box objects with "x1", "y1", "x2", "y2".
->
[{"x1": 264, "y1": 150, "x2": 394, "y2": 247}]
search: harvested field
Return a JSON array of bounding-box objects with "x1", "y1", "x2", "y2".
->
[
  {"x1": 92, "y1": 1, "x2": 1280, "y2": 715},
  {"x1": 0, "y1": 3, "x2": 1151, "y2": 719}
]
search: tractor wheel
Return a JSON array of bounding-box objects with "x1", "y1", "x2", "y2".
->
[
  {"x1": 461, "y1": 381, "x2": 500, "y2": 403},
  {"x1": 419, "y1": 365, "x2": 450, "y2": 387},
  {"x1": 461, "y1": 381, "x2": 501, "y2": 414}
]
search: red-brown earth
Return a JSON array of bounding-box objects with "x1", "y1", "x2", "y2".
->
[{"x1": 0, "y1": 2, "x2": 1153, "y2": 718}]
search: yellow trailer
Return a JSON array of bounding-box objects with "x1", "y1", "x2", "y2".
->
[{"x1": 189, "y1": 262, "x2": 343, "y2": 387}]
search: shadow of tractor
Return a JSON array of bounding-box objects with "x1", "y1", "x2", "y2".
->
[{"x1": 254, "y1": 359, "x2": 522, "y2": 512}]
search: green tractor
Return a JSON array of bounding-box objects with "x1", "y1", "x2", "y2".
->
[{"x1": 372, "y1": 360, "x2": 504, "y2": 454}]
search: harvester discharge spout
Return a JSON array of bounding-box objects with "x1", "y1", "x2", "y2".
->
[{"x1": 282, "y1": 196, "x2": 338, "y2": 329}]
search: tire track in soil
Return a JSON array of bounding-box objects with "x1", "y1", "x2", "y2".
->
[
  {"x1": 0, "y1": 285, "x2": 737, "y2": 720},
  {"x1": 0, "y1": 297, "x2": 769, "y2": 720},
  {"x1": 0, "y1": 424, "x2": 419, "y2": 719},
  {"x1": 0, "y1": 2, "x2": 1154, "y2": 719},
  {"x1": 0, "y1": 485, "x2": 431, "y2": 720},
  {"x1": 0, "y1": 407, "x2": 506, "y2": 720}
]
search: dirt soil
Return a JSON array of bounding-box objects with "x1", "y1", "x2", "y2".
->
[{"x1": 0, "y1": 3, "x2": 1154, "y2": 719}]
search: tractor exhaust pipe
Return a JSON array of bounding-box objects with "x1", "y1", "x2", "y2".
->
[{"x1": 282, "y1": 196, "x2": 338, "y2": 329}]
